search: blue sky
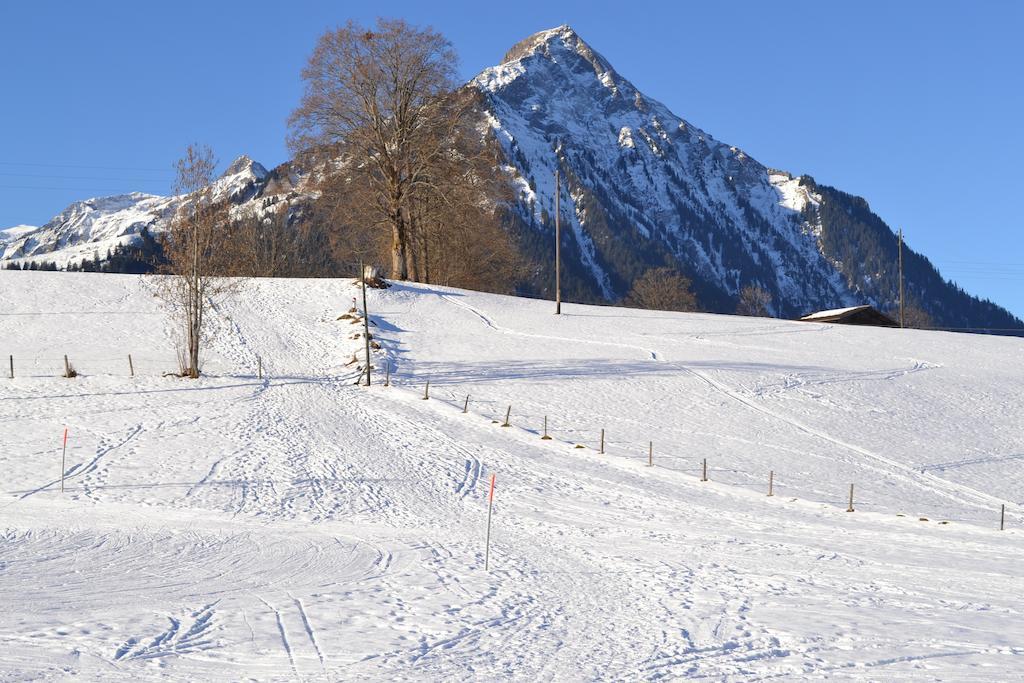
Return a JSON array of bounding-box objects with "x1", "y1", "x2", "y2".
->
[{"x1": 2, "y1": 1, "x2": 1022, "y2": 317}]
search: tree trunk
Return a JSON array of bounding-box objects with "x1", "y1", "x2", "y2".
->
[
  {"x1": 390, "y1": 219, "x2": 407, "y2": 280},
  {"x1": 402, "y1": 206, "x2": 419, "y2": 282}
]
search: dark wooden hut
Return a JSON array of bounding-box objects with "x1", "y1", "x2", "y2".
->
[{"x1": 799, "y1": 305, "x2": 898, "y2": 328}]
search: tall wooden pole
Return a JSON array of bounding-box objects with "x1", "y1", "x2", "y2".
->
[
  {"x1": 1001, "y1": 504, "x2": 1006, "y2": 531},
  {"x1": 847, "y1": 484, "x2": 855, "y2": 512},
  {"x1": 360, "y1": 261, "x2": 371, "y2": 386},
  {"x1": 554, "y1": 170, "x2": 561, "y2": 315},
  {"x1": 898, "y1": 229, "x2": 905, "y2": 329}
]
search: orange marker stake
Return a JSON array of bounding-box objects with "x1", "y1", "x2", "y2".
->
[
  {"x1": 60, "y1": 427, "x2": 68, "y2": 493},
  {"x1": 485, "y1": 473, "x2": 496, "y2": 571}
]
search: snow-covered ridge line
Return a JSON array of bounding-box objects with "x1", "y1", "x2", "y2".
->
[{"x1": 0, "y1": 156, "x2": 292, "y2": 268}]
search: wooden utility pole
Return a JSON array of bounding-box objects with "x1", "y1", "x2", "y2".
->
[
  {"x1": 847, "y1": 484, "x2": 855, "y2": 512},
  {"x1": 360, "y1": 261, "x2": 371, "y2": 386},
  {"x1": 898, "y1": 229, "x2": 905, "y2": 329},
  {"x1": 128, "y1": 354, "x2": 134, "y2": 377},
  {"x1": 554, "y1": 170, "x2": 562, "y2": 315}
]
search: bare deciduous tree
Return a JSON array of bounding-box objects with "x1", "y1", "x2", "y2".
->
[
  {"x1": 288, "y1": 18, "x2": 462, "y2": 280},
  {"x1": 159, "y1": 144, "x2": 240, "y2": 378},
  {"x1": 902, "y1": 304, "x2": 934, "y2": 329},
  {"x1": 736, "y1": 285, "x2": 773, "y2": 317},
  {"x1": 886, "y1": 299, "x2": 935, "y2": 329},
  {"x1": 624, "y1": 267, "x2": 699, "y2": 312},
  {"x1": 408, "y1": 92, "x2": 520, "y2": 292}
]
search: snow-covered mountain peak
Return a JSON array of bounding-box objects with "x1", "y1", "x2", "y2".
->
[
  {"x1": 472, "y1": 27, "x2": 852, "y2": 313},
  {"x1": 221, "y1": 154, "x2": 268, "y2": 181},
  {"x1": 501, "y1": 25, "x2": 611, "y2": 72},
  {"x1": 479, "y1": 25, "x2": 627, "y2": 100},
  {"x1": 210, "y1": 155, "x2": 270, "y2": 203}
]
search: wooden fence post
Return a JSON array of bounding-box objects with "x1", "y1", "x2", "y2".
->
[
  {"x1": 128, "y1": 354, "x2": 134, "y2": 377},
  {"x1": 648, "y1": 441, "x2": 653, "y2": 467},
  {"x1": 847, "y1": 484, "x2": 855, "y2": 512},
  {"x1": 768, "y1": 470, "x2": 774, "y2": 497},
  {"x1": 63, "y1": 354, "x2": 71, "y2": 378},
  {"x1": 384, "y1": 361, "x2": 390, "y2": 387},
  {"x1": 463, "y1": 395, "x2": 469, "y2": 413},
  {"x1": 8, "y1": 355, "x2": 12, "y2": 379},
  {"x1": 258, "y1": 356, "x2": 262, "y2": 380},
  {"x1": 1001, "y1": 504, "x2": 1005, "y2": 531},
  {"x1": 501, "y1": 405, "x2": 511, "y2": 427},
  {"x1": 541, "y1": 416, "x2": 552, "y2": 440},
  {"x1": 423, "y1": 380, "x2": 430, "y2": 400},
  {"x1": 600, "y1": 429, "x2": 605, "y2": 454},
  {"x1": 701, "y1": 458, "x2": 708, "y2": 482}
]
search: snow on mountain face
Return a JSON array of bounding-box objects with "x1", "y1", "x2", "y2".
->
[
  {"x1": 1, "y1": 27, "x2": 1019, "y2": 329},
  {"x1": 0, "y1": 156, "x2": 283, "y2": 268},
  {"x1": 0, "y1": 193, "x2": 177, "y2": 266},
  {"x1": 475, "y1": 25, "x2": 853, "y2": 316}
]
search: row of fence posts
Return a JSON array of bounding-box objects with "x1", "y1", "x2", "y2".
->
[
  {"x1": 5, "y1": 353, "x2": 270, "y2": 380},
  {"x1": 404, "y1": 378, "x2": 1013, "y2": 547},
  {"x1": 8, "y1": 354, "x2": 135, "y2": 378},
  {"x1": 24, "y1": 371, "x2": 1016, "y2": 582}
]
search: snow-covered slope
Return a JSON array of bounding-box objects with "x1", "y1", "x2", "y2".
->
[{"x1": 1, "y1": 270, "x2": 1022, "y2": 679}]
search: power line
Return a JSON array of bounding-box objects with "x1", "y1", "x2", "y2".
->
[
  {"x1": 0, "y1": 184, "x2": 158, "y2": 192},
  {"x1": 0, "y1": 160, "x2": 173, "y2": 173},
  {"x1": 0, "y1": 171, "x2": 170, "y2": 183}
]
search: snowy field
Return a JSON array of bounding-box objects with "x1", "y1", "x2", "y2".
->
[{"x1": 1, "y1": 271, "x2": 1022, "y2": 681}]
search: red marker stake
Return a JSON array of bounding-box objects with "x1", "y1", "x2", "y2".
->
[
  {"x1": 484, "y1": 473, "x2": 496, "y2": 571},
  {"x1": 60, "y1": 427, "x2": 68, "y2": 494}
]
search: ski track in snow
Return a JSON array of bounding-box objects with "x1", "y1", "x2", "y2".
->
[
  {"x1": 0, "y1": 273, "x2": 1022, "y2": 680},
  {"x1": 437, "y1": 290, "x2": 999, "y2": 514}
]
